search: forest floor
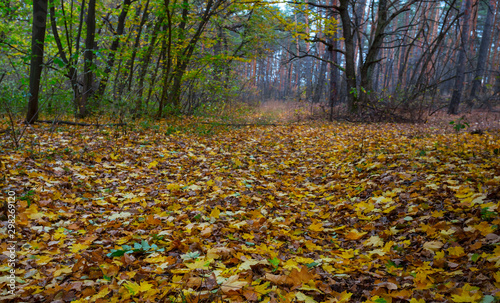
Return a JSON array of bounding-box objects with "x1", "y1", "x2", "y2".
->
[{"x1": 1, "y1": 109, "x2": 500, "y2": 302}]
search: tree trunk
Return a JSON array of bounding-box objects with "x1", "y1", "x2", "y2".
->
[
  {"x1": 94, "y1": 0, "x2": 132, "y2": 101},
  {"x1": 338, "y1": 0, "x2": 357, "y2": 112},
  {"x1": 26, "y1": 0, "x2": 48, "y2": 124},
  {"x1": 134, "y1": 17, "x2": 163, "y2": 115},
  {"x1": 49, "y1": 0, "x2": 81, "y2": 107},
  {"x1": 80, "y1": 0, "x2": 96, "y2": 118},
  {"x1": 448, "y1": 0, "x2": 473, "y2": 115},
  {"x1": 312, "y1": 50, "x2": 328, "y2": 104},
  {"x1": 126, "y1": 0, "x2": 150, "y2": 91},
  {"x1": 470, "y1": 0, "x2": 495, "y2": 100},
  {"x1": 328, "y1": 33, "x2": 339, "y2": 121}
]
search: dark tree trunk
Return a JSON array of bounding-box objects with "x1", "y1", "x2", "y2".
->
[
  {"x1": 312, "y1": 52, "x2": 328, "y2": 104},
  {"x1": 26, "y1": 0, "x2": 48, "y2": 124},
  {"x1": 80, "y1": 0, "x2": 96, "y2": 118},
  {"x1": 470, "y1": 0, "x2": 495, "y2": 100},
  {"x1": 126, "y1": 0, "x2": 150, "y2": 92},
  {"x1": 448, "y1": 0, "x2": 473, "y2": 115},
  {"x1": 338, "y1": 0, "x2": 357, "y2": 112},
  {"x1": 329, "y1": 35, "x2": 339, "y2": 121}
]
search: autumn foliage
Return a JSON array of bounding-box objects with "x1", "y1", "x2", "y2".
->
[{"x1": 1, "y1": 118, "x2": 500, "y2": 302}]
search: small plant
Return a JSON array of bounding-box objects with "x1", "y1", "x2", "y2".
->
[
  {"x1": 449, "y1": 117, "x2": 469, "y2": 153},
  {"x1": 481, "y1": 207, "x2": 497, "y2": 221},
  {"x1": 107, "y1": 240, "x2": 164, "y2": 257},
  {"x1": 19, "y1": 190, "x2": 36, "y2": 207},
  {"x1": 449, "y1": 117, "x2": 469, "y2": 133}
]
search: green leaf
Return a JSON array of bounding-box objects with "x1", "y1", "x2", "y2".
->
[
  {"x1": 268, "y1": 257, "x2": 280, "y2": 268},
  {"x1": 181, "y1": 251, "x2": 200, "y2": 260},
  {"x1": 480, "y1": 295, "x2": 495, "y2": 303},
  {"x1": 54, "y1": 57, "x2": 65, "y2": 67},
  {"x1": 306, "y1": 261, "x2": 319, "y2": 268},
  {"x1": 471, "y1": 253, "x2": 480, "y2": 262},
  {"x1": 107, "y1": 249, "x2": 127, "y2": 257}
]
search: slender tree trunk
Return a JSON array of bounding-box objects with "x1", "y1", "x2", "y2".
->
[
  {"x1": 313, "y1": 49, "x2": 328, "y2": 104},
  {"x1": 94, "y1": 0, "x2": 132, "y2": 101},
  {"x1": 126, "y1": 0, "x2": 150, "y2": 91},
  {"x1": 470, "y1": 0, "x2": 495, "y2": 100},
  {"x1": 80, "y1": 0, "x2": 96, "y2": 118},
  {"x1": 49, "y1": 0, "x2": 80, "y2": 105},
  {"x1": 328, "y1": 33, "x2": 339, "y2": 121},
  {"x1": 134, "y1": 17, "x2": 163, "y2": 115},
  {"x1": 448, "y1": 0, "x2": 473, "y2": 115},
  {"x1": 26, "y1": 0, "x2": 48, "y2": 124},
  {"x1": 338, "y1": 0, "x2": 357, "y2": 112}
]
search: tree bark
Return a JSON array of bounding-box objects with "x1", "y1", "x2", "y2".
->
[
  {"x1": 338, "y1": 0, "x2": 357, "y2": 112},
  {"x1": 448, "y1": 0, "x2": 473, "y2": 115},
  {"x1": 26, "y1": 0, "x2": 48, "y2": 124},
  {"x1": 80, "y1": 0, "x2": 96, "y2": 118},
  {"x1": 470, "y1": 0, "x2": 495, "y2": 100}
]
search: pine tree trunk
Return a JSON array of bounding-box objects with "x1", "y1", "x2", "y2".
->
[
  {"x1": 470, "y1": 0, "x2": 495, "y2": 100},
  {"x1": 448, "y1": 0, "x2": 473, "y2": 115}
]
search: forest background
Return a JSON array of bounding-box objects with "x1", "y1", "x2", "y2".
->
[{"x1": 2, "y1": 0, "x2": 500, "y2": 122}]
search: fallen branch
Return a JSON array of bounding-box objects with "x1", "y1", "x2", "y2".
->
[
  {"x1": 37, "y1": 120, "x2": 127, "y2": 127},
  {"x1": 196, "y1": 122, "x2": 279, "y2": 127}
]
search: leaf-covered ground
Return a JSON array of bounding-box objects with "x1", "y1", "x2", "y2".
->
[{"x1": 1, "y1": 119, "x2": 500, "y2": 303}]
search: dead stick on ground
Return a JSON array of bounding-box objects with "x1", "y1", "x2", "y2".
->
[
  {"x1": 37, "y1": 120, "x2": 127, "y2": 127},
  {"x1": 196, "y1": 122, "x2": 279, "y2": 127}
]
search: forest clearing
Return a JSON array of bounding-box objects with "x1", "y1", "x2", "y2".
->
[{"x1": 1, "y1": 107, "x2": 500, "y2": 302}]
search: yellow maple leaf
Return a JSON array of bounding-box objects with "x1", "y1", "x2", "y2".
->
[
  {"x1": 340, "y1": 249, "x2": 356, "y2": 259},
  {"x1": 345, "y1": 229, "x2": 367, "y2": 240},
  {"x1": 295, "y1": 291, "x2": 317, "y2": 303},
  {"x1": 493, "y1": 271, "x2": 500, "y2": 283},
  {"x1": 25, "y1": 205, "x2": 44, "y2": 220},
  {"x1": 70, "y1": 243, "x2": 89, "y2": 253},
  {"x1": 35, "y1": 255, "x2": 53, "y2": 265},
  {"x1": 139, "y1": 281, "x2": 153, "y2": 292},
  {"x1": 309, "y1": 221, "x2": 324, "y2": 232},
  {"x1": 410, "y1": 299, "x2": 425, "y2": 303},
  {"x1": 148, "y1": 160, "x2": 158, "y2": 169},
  {"x1": 474, "y1": 221, "x2": 494, "y2": 236},
  {"x1": 434, "y1": 251, "x2": 445, "y2": 260},
  {"x1": 221, "y1": 275, "x2": 248, "y2": 293},
  {"x1": 124, "y1": 281, "x2": 141, "y2": 295},
  {"x1": 53, "y1": 266, "x2": 72, "y2": 278},
  {"x1": 90, "y1": 288, "x2": 110, "y2": 301},
  {"x1": 364, "y1": 236, "x2": 383, "y2": 247},
  {"x1": 423, "y1": 241, "x2": 443, "y2": 252},
  {"x1": 166, "y1": 183, "x2": 180, "y2": 191},
  {"x1": 253, "y1": 281, "x2": 271, "y2": 296},
  {"x1": 210, "y1": 207, "x2": 221, "y2": 219},
  {"x1": 144, "y1": 254, "x2": 168, "y2": 264},
  {"x1": 450, "y1": 283, "x2": 482, "y2": 302},
  {"x1": 448, "y1": 246, "x2": 465, "y2": 257},
  {"x1": 334, "y1": 290, "x2": 353, "y2": 302},
  {"x1": 185, "y1": 257, "x2": 213, "y2": 270},
  {"x1": 110, "y1": 153, "x2": 119, "y2": 160}
]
